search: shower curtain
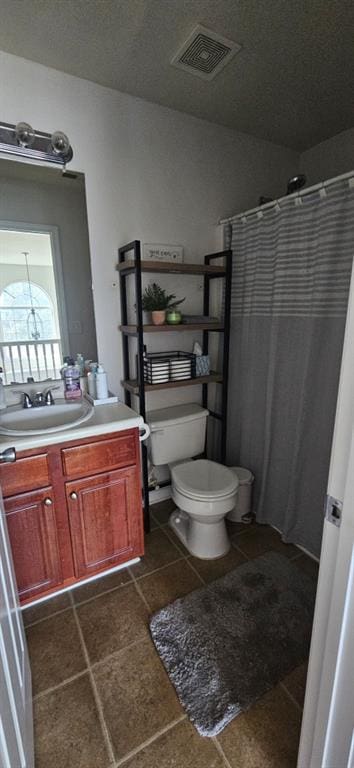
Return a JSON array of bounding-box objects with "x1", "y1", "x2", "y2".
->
[{"x1": 226, "y1": 178, "x2": 354, "y2": 556}]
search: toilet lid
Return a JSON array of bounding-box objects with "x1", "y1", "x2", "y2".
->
[{"x1": 172, "y1": 459, "x2": 239, "y2": 501}]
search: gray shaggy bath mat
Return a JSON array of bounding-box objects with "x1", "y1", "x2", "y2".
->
[{"x1": 150, "y1": 551, "x2": 315, "y2": 736}]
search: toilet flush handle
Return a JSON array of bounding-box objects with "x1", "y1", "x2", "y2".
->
[{"x1": 139, "y1": 423, "x2": 150, "y2": 442}]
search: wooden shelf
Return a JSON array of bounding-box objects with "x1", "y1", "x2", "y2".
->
[
  {"x1": 122, "y1": 372, "x2": 223, "y2": 394},
  {"x1": 117, "y1": 240, "x2": 232, "y2": 528},
  {"x1": 117, "y1": 259, "x2": 226, "y2": 276},
  {"x1": 120, "y1": 322, "x2": 224, "y2": 335}
]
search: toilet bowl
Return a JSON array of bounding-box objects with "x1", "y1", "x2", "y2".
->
[
  {"x1": 170, "y1": 459, "x2": 239, "y2": 559},
  {"x1": 146, "y1": 403, "x2": 238, "y2": 559}
]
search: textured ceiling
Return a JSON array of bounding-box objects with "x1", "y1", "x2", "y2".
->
[{"x1": 0, "y1": 0, "x2": 353, "y2": 150}]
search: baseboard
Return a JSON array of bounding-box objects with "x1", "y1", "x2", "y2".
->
[{"x1": 149, "y1": 485, "x2": 172, "y2": 505}]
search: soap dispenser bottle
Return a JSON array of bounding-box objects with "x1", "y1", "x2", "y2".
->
[
  {"x1": 95, "y1": 365, "x2": 108, "y2": 399},
  {"x1": 0, "y1": 367, "x2": 6, "y2": 410}
]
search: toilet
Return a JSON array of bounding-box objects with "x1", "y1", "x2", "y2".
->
[{"x1": 147, "y1": 403, "x2": 239, "y2": 559}]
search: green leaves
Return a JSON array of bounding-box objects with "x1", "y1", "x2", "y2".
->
[{"x1": 141, "y1": 282, "x2": 185, "y2": 311}]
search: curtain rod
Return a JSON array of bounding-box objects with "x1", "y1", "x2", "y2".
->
[{"x1": 219, "y1": 169, "x2": 354, "y2": 225}]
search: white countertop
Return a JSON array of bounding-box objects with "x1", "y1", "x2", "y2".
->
[{"x1": 0, "y1": 402, "x2": 144, "y2": 452}]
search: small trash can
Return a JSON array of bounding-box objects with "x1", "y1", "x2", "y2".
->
[{"x1": 227, "y1": 466, "x2": 254, "y2": 523}]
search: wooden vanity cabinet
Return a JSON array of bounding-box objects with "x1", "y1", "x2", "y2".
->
[
  {"x1": 66, "y1": 465, "x2": 142, "y2": 579},
  {"x1": 1, "y1": 428, "x2": 144, "y2": 605},
  {"x1": 4, "y1": 487, "x2": 62, "y2": 601}
]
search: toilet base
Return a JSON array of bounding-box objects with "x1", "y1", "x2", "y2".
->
[{"x1": 170, "y1": 509, "x2": 230, "y2": 560}]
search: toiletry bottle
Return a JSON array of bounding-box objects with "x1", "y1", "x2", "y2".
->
[
  {"x1": 76, "y1": 354, "x2": 87, "y2": 393},
  {"x1": 63, "y1": 358, "x2": 82, "y2": 400},
  {"x1": 87, "y1": 363, "x2": 98, "y2": 398},
  {"x1": 0, "y1": 367, "x2": 6, "y2": 410},
  {"x1": 60, "y1": 355, "x2": 70, "y2": 378},
  {"x1": 76, "y1": 353, "x2": 85, "y2": 376},
  {"x1": 95, "y1": 364, "x2": 108, "y2": 399}
]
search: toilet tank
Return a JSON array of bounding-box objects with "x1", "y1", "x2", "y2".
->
[{"x1": 147, "y1": 403, "x2": 209, "y2": 466}]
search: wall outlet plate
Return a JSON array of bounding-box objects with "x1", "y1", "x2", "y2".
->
[{"x1": 69, "y1": 320, "x2": 82, "y2": 334}]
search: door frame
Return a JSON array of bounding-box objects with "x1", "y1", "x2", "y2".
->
[
  {"x1": 298, "y1": 257, "x2": 354, "y2": 765},
  {"x1": 0, "y1": 484, "x2": 34, "y2": 768}
]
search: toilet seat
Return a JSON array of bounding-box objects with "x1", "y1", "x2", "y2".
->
[{"x1": 171, "y1": 459, "x2": 239, "y2": 502}]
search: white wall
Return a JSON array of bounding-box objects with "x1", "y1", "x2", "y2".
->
[
  {"x1": 0, "y1": 51, "x2": 298, "y2": 400},
  {"x1": 300, "y1": 128, "x2": 354, "y2": 185}
]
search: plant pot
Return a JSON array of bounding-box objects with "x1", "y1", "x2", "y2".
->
[
  {"x1": 151, "y1": 310, "x2": 166, "y2": 325},
  {"x1": 142, "y1": 311, "x2": 150, "y2": 324},
  {"x1": 166, "y1": 310, "x2": 182, "y2": 325}
]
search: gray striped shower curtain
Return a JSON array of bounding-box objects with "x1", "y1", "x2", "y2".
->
[{"x1": 225, "y1": 178, "x2": 354, "y2": 556}]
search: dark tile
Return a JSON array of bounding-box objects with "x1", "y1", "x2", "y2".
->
[
  {"x1": 150, "y1": 497, "x2": 176, "y2": 526},
  {"x1": 188, "y1": 547, "x2": 247, "y2": 584},
  {"x1": 22, "y1": 593, "x2": 71, "y2": 626},
  {"x1": 72, "y1": 566, "x2": 131, "y2": 604},
  {"x1": 130, "y1": 527, "x2": 182, "y2": 578},
  {"x1": 282, "y1": 663, "x2": 308, "y2": 707},
  {"x1": 294, "y1": 554, "x2": 319, "y2": 582},
  {"x1": 163, "y1": 525, "x2": 190, "y2": 555},
  {"x1": 138, "y1": 559, "x2": 202, "y2": 613},
  {"x1": 26, "y1": 610, "x2": 86, "y2": 695},
  {"x1": 217, "y1": 685, "x2": 302, "y2": 768},
  {"x1": 149, "y1": 515, "x2": 159, "y2": 530},
  {"x1": 232, "y1": 524, "x2": 299, "y2": 560},
  {"x1": 123, "y1": 718, "x2": 224, "y2": 768},
  {"x1": 34, "y1": 674, "x2": 109, "y2": 768},
  {"x1": 76, "y1": 583, "x2": 149, "y2": 663},
  {"x1": 226, "y1": 519, "x2": 253, "y2": 536},
  {"x1": 93, "y1": 637, "x2": 182, "y2": 761},
  {"x1": 164, "y1": 525, "x2": 190, "y2": 557}
]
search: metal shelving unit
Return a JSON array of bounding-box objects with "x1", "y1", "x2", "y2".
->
[{"x1": 117, "y1": 240, "x2": 232, "y2": 532}]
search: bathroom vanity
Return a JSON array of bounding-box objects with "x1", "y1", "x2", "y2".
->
[{"x1": 0, "y1": 403, "x2": 145, "y2": 606}]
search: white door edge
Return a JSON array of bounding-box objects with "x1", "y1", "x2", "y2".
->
[{"x1": 298, "y1": 259, "x2": 354, "y2": 766}]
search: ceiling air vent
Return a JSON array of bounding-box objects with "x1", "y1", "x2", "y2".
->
[{"x1": 171, "y1": 24, "x2": 241, "y2": 81}]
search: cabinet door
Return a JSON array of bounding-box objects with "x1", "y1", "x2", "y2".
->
[
  {"x1": 66, "y1": 466, "x2": 143, "y2": 579},
  {"x1": 4, "y1": 488, "x2": 63, "y2": 601}
]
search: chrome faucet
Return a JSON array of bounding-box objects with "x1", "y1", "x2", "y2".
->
[
  {"x1": 20, "y1": 386, "x2": 59, "y2": 408},
  {"x1": 43, "y1": 386, "x2": 59, "y2": 406},
  {"x1": 33, "y1": 391, "x2": 46, "y2": 407},
  {"x1": 20, "y1": 392, "x2": 33, "y2": 409}
]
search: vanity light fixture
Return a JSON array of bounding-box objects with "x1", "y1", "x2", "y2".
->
[
  {"x1": 50, "y1": 130, "x2": 73, "y2": 162},
  {"x1": 14, "y1": 121, "x2": 36, "y2": 148},
  {"x1": 0, "y1": 120, "x2": 73, "y2": 166}
]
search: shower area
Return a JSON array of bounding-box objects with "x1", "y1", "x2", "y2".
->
[{"x1": 224, "y1": 173, "x2": 354, "y2": 557}]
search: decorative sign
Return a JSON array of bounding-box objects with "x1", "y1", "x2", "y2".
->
[{"x1": 143, "y1": 243, "x2": 184, "y2": 263}]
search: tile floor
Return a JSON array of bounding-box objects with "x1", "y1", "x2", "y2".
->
[{"x1": 25, "y1": 499, "x2": 318, "y2": 768}]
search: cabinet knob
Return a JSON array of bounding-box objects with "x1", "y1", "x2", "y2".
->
[
  {"x1": 44, "y1": 497, "x2": 53, "y2": 506},
  {"x1": 70, "y1": 492, "x2": 78, "y2": 500}
]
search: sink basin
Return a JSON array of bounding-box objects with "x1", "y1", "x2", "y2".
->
[{"x1": 0, "y1": 398, "x2": 94, "y2": 436}]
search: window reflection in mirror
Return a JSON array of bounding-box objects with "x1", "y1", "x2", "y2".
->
[{"x1": 0, "y1": 160, "x2": 97, "y2": 384}]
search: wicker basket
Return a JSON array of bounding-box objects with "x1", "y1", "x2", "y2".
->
[{"x1": 143, "y1": 351, "x2": 196, "y2": 384}]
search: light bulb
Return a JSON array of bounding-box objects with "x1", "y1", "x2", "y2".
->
[
  {"x1": 15, "y1": 122, "x2": 35, "y2": 147},
  {"x1": 51, "y1": 130, "x2": 70, "y2": 155}
]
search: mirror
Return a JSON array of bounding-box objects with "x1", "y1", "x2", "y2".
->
[{"x1": 0, "y1": 159, "x2": 97, "y2": 384}]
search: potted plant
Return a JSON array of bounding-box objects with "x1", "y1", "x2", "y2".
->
[{"x1": 142, "y1": 282, "x2": 185, "y2": 325}]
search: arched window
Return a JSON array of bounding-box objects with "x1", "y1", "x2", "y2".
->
[{"x1": 0, "y1": 281, "x2": 57, "y2": 342}]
